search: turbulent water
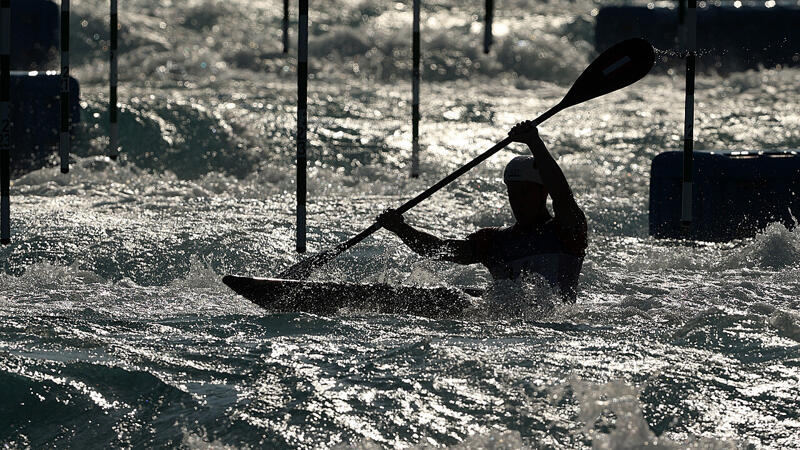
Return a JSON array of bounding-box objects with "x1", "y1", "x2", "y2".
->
[{"x1": 2, "y1": 0, "x2": 800, "y2": 448}]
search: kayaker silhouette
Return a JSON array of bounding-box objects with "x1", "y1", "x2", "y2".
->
[{"x1": 378, "y1": 121, "x2": 588, "y2": 302}]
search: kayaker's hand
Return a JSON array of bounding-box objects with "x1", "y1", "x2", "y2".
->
[
  {"x1": 377, "y1": 209, "x2": 405, "y2": 233},
  {"x1": 509, "y1": 120, "x2": 543, "y2": 146}
]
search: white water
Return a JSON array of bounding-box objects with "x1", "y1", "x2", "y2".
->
[{"x1": 1, "y1": 0, "x2": 799, "y2": 448}]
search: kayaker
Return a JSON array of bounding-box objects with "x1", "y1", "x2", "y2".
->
[{"x1": 377, "y1": 121, "x2": 587, "y2": 302}]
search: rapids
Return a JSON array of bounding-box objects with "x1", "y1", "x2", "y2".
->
[{"x1": 1, "y1": 0, "x2": 799, "y2": 448}]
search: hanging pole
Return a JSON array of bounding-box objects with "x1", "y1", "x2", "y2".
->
[
  {"x1": 296, "y1": 0, "x2": 307, "y2": 253},
  {"x1": 411, "y1": 0, "x2": 420, "y2": 178},
  {"x1": 483, "y1": 0, "x2": 493, "y2": 54},
  {"x1": 680, "y1": 0, "x2": 696, "y2": 233},
  {"x1": 677, "y1": 0, "x2": 687, "y2": 48},
  {"x1": 1, "y1": 0, "x2": 10, "y2": 244},
  {"x1": 282, "y1": 0, "x2": 289, "y2": 54},
  {"x1": 60, "y1": 0, "x2": 70, "y2": 173},
  {"x1": 109, "y1": 0, "x2": 118, "y2": 160}
]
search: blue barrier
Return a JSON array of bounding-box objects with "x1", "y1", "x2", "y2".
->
[
  {"x1": 10, "y1": 71, "x2": 80, "y2": 176},
  {"x1": 649, "y1": 150, "x2": 800, "y2": 241},
  {"x1": 596, "y1": 5, "x2": 800, "y2": 70},
  {"x1": 11, "y1": 0, "x2": 59, "y2": 70}
]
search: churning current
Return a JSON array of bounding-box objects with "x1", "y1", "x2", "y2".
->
[{"x1": 1, "y1": 0, "x2": 799, "y2": 448}]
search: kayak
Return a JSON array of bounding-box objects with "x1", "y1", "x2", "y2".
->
[{"x1": 222, "y1": 275, "x2": 483, "y2": 318}]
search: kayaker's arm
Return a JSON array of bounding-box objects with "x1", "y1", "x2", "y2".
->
[
  {"x1": 377, "y1": 210, "x2": 476, "y2": 264},
  {"x1": 509, "y1": 121, "x2": 588, "y2": 253}
]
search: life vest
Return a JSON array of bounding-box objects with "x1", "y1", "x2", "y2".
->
[{"x1": 468, "y1": 219, "x2": 584, "y2": 302}]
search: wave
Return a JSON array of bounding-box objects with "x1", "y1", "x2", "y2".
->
[
  {"x1": 338, "y1": 378, "x2": 738, "y2": 449},
  {"x1": 767, "y1": 309, "x2": 800, "y2": 342},
  {"x1": 0, "y1": 258, "x2": 256, "y2": 318},
  {"x1": 68, "y1": 0, "x2": 602, "y2": 84},
  {"x1": 719, "y1": 221, "x2": 800, "y2": 270},
  {"x1": 621, "y1": 220, "x2": 800, "y2": 274},
  {"x1": 0, "y1": 354, "x2": 203, "y2": 448}
]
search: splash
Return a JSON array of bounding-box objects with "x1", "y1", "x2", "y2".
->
[
  {"x1": 572, "y1": 379, "x2": 738, "y2": 449},
  {"x1": 768, "y1": 310, "x2": 800, "y2": 342},
  {"x1": 719, "y1": 220, "x2": 800, "y2": 270}
]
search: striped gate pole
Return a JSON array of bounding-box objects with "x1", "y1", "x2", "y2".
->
[
  {"x1": 1, "y1": 0, "x2": 10, "y2": 244},
  {"x1": 483, "y1": 0, "x2": 493, "y2": 54},
  {"x1": 282, "y1": 0, "x2": 289, "y2": 53},
  {"x1": 411, "y1": 0, "x2": 420, "y2": 178},
  {"x1": 109, "y1": 0, "x2": 118, "y2": 159},
  {"x1": 296, "y1": 0, "x2": 308, "y2": 253},
  {"x1": 60, "y1": 0, "x2": 70, "y2": 173},
  {"x1": 680, "y1": 0, "x2": 696, "y2": 233}
]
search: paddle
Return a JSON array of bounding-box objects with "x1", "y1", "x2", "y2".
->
[{"x1": 279, "y1": 38, "x2": 655, "y2": 280}]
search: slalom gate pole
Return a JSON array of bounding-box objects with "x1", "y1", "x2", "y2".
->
[
  {"x1": 109, "y1": 0, "x2": 118, "y2": 159},
  {"x1": 1, "y1": 0, "x2": 9, "y2": 244},
  {"x1": 677, "y1": 0, "x2": 687, "y2": 47},
  {"x1": 60, "y1": 0, "x2": 70, "y2": 173},
  {"x1": 282, "y1": 0, "x2": 289, "y2": 53},
  {"x1": 411, "y1": 0, "x2": 420, "y2": 178},
  {"x1": 296, "y1": 0, "x2": 308, "y2": 253},
  {"x1": 483, "y1": 0, "x2": 493, "y2": 54},
  {"x1": 680, "y1": 0, "x2": 696, "y2": 233}
]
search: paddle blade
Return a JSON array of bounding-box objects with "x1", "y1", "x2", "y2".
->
[{"x1": 561, "y1": 38, "x2": 655, "y2": 108}]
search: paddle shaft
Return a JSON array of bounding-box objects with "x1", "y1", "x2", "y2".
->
[{"x1": 324, "y1": 103, "x2": 564, "y2": 258}]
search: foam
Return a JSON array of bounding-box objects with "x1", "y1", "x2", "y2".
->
[
  {"x1": 339, "y1": 378, "x2": 739, "y2": 449},
  {"x1": 718, "y1": 221, "x2": 800, "y2": 270},
  {"x1": 621, "y1": 220, "x2": 800, "y2": 274},
  {"x1": 68, "y1": 0, "x2": 601, "y2": 84},
  {"x1": 572, "y1": 379, "x2": 738, "y2": 449},
  {"x1": 768, "y1": 310, "x2": 800, "y2": 342}
]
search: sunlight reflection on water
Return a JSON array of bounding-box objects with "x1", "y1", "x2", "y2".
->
[{"x1": 2, "y1": 0, "x2": 800, "y2": 447}]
